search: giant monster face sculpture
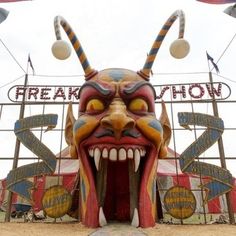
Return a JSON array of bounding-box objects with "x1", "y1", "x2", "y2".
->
[{"x1": 52, "y1": 10, "x2": 189, "y2": 228}]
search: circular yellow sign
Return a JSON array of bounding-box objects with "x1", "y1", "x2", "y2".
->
[
  {"x1": 164, "y1": 186, "x2": 196, "y2": 219},
  {"x1": 42, "y1": 185, "x2": 72, "y2": 218}
]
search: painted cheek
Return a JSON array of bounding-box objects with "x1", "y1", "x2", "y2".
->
[
  {"x1": 73, "y1": 115, "x2": 99, "y2": 145},
  {"x1": 136, "y1": 116, "x2": 163, "y2": 149}
]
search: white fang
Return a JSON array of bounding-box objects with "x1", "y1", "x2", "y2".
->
[
  {"x1": 99, "y1": 207, "x2": 107, "y2": 227},
  {"x1": 131, "y1": 208, "x2": 139, "y2": 227}
]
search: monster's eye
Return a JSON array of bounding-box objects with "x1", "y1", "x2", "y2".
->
[
  {"x1": 129, "y1": 98, "x2": 148, "y2": 113},
  {"x1": 86, "y1": 99, "x2": 105, "y2": 113}
]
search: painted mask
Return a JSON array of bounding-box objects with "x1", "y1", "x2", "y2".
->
[{"x1": 52, "y1": 10, "x2": 189, "y2": 228}]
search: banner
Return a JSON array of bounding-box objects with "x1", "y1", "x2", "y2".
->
[
  {"x1": 178, "y1": 112, "x2": 233, "y2": 203},
  {"x1": 6, "y1": 114, "x2": 58, "y2": 201}
]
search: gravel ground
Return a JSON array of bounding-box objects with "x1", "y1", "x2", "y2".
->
[{"x1": 0, "y1": 222, "x2": 236, "y2": 236}]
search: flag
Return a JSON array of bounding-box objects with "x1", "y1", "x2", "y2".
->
[
  {"x1": 0, "y1": 8, "x2": 8, "y2": 24},
  {"x1": 28, "y1": 55, "x2": 35, "y2": 75},
  {"x1": 197, "y1": 0, "x2": 236, "y2": 4},
  {"x1": 206, "y1": 52, "x2": 220, "y2": 73},
  {"x1": 224, "y1": 4, "x2": 236, "y2": 18},
  {"x1": 0, "y1": 0, "x2": 30, "y2": 2}
]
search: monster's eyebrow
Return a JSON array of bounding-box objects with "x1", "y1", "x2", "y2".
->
[
  {"x1": 79, "y1": 81, "x2": 111, "y2": 97},
  {"x1": 123, "y1": 81, "x2": 156, "y2": 98}
]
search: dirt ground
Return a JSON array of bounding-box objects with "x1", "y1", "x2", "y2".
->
[{"x1": 0, "y1": 222, "x2": 236, "y2": 236}]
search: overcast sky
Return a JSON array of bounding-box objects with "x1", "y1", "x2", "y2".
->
[
  {"x1": 0, "y1": 0, "x2": 236, "y2": 178},
  {"x1": 0, "y1": 0, "x2": 235, "y2": 79}
]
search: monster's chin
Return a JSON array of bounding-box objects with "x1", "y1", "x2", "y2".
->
[{"x1": 79, "y1": 135, "x2": 158, "y2": 228}]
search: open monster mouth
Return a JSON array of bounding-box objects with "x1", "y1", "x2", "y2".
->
[
  {"x1": 80, "y1": 132, "x2": 158, "y2": 227},
  {"x1": 89, "y1": 145, "x2": 146, "y2": 224}
]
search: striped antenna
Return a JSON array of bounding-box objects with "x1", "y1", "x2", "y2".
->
[
  {"x1": 53, "y1": 16, "x2": 97, "y2": 80},
  {"x1": 138, "y1": 10, "x2": 186, "y2": 80}
]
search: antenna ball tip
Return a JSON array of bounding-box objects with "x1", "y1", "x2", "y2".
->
[
  {"x1": 169, "y1": 39, "x2": 190, "y2": 59},
  {"x1": 51, "y1": 40, "x2": 71, "y2": 60}
]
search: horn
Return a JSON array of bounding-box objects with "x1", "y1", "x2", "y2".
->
[
  {"x1": 52, "y1": 16, "x2": 97, "y2": 80},
  {"x1": 138, "y1": 10, "x2": 190, "y2": 80}
]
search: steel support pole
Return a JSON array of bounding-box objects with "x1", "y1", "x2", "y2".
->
[
  {"x1": 209, "y1": 72, "x2": 235, "y2": 224},
  {"x1": 4, "y1": 73, "x2": 28, "y2": 222}
]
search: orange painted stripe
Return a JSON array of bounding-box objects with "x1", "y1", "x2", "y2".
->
[
  {"x1": 146, "y1": 54, "x2": 156, "y2": 63},
  {"x1": 80, "y1": 53, "x2": 86, "y2": 62},
  {"x1": 159, "y1": 29, "x2": 168, "y2": 36},
  {"x1": 153, "y1": 41, "x2": 162, "y2": 48},
  {"x1": 68, "y1": 31, "x2": 74, "y2": 41},
  {"x1": 73, "y1": 41, "x2": 80, "y2": 51}
]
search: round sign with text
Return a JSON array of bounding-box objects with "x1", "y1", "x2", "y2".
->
[
  {"x1": 42, "y1": 185, "x2": 72, "y2": 218},
  {"x1": 164, "y1": 186, "x2": 196, "y2": 219}
]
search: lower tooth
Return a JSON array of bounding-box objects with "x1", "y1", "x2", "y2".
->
[
  {"x1": 99, "y1": 207, "x2": 107, "y2": 227},
  {"x1": 131, "y1": 208, "x2": 139, "y2": 227}
]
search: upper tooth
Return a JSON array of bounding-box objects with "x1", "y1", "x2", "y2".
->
[
  {"x1": 127, "y1": 149, "x2": 133, "y2": 159},
  {"x1": 89, "y1": 147, "x2": 145, "y2": 164},
  {"x1": 94, "y1": 148, "x2": 101, "y2": 170},
  {"x1": 102, "y1": 148, "x2": 108, "y2": 158},
  {"x1": 89, "y1": 149, "x2": 94, "y2": 157},
  {"x1": 119, "y1": 148, "x2": 126, "y2": 161},
  {"x1": 109, "y1": 148, "x2": 117, "y2": 161},
  {"x1": 99, "y1": 207, "x2": 107, "y2": 227},
  {"x1": 134, "y1": 149, "x2": 140, "y2": 172},
  {"x1": 131, "y1": 208, "x2": 139, "y2": 227},
  {"x1": 140, "y1": 149, "x2": 146, "y2": 157}
]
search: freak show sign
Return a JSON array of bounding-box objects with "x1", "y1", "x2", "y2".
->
[{"x1": 8, "y1": 82, "x2": 231, "y2": 103}]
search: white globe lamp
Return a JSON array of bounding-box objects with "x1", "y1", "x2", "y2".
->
[
  {"x1": 169, "y1": 38, "x2": 190, "y2": 59},
  {"x1": 51, "y1": 40, "x2": 71, "y2": 60}
]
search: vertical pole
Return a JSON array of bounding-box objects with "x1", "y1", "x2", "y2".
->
[
  {"x1": 0, "y1": 105, "x2": 3, "y2": 119},
  {"x1": 208, "y1": 71, "x2": 235, "y2": 224},
  {"x1": 4, "y1": 73, "x2": 28, "y2": 222},
  {"x1": 190, "y1": 103, "x2": 207, "y2": 224}
]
